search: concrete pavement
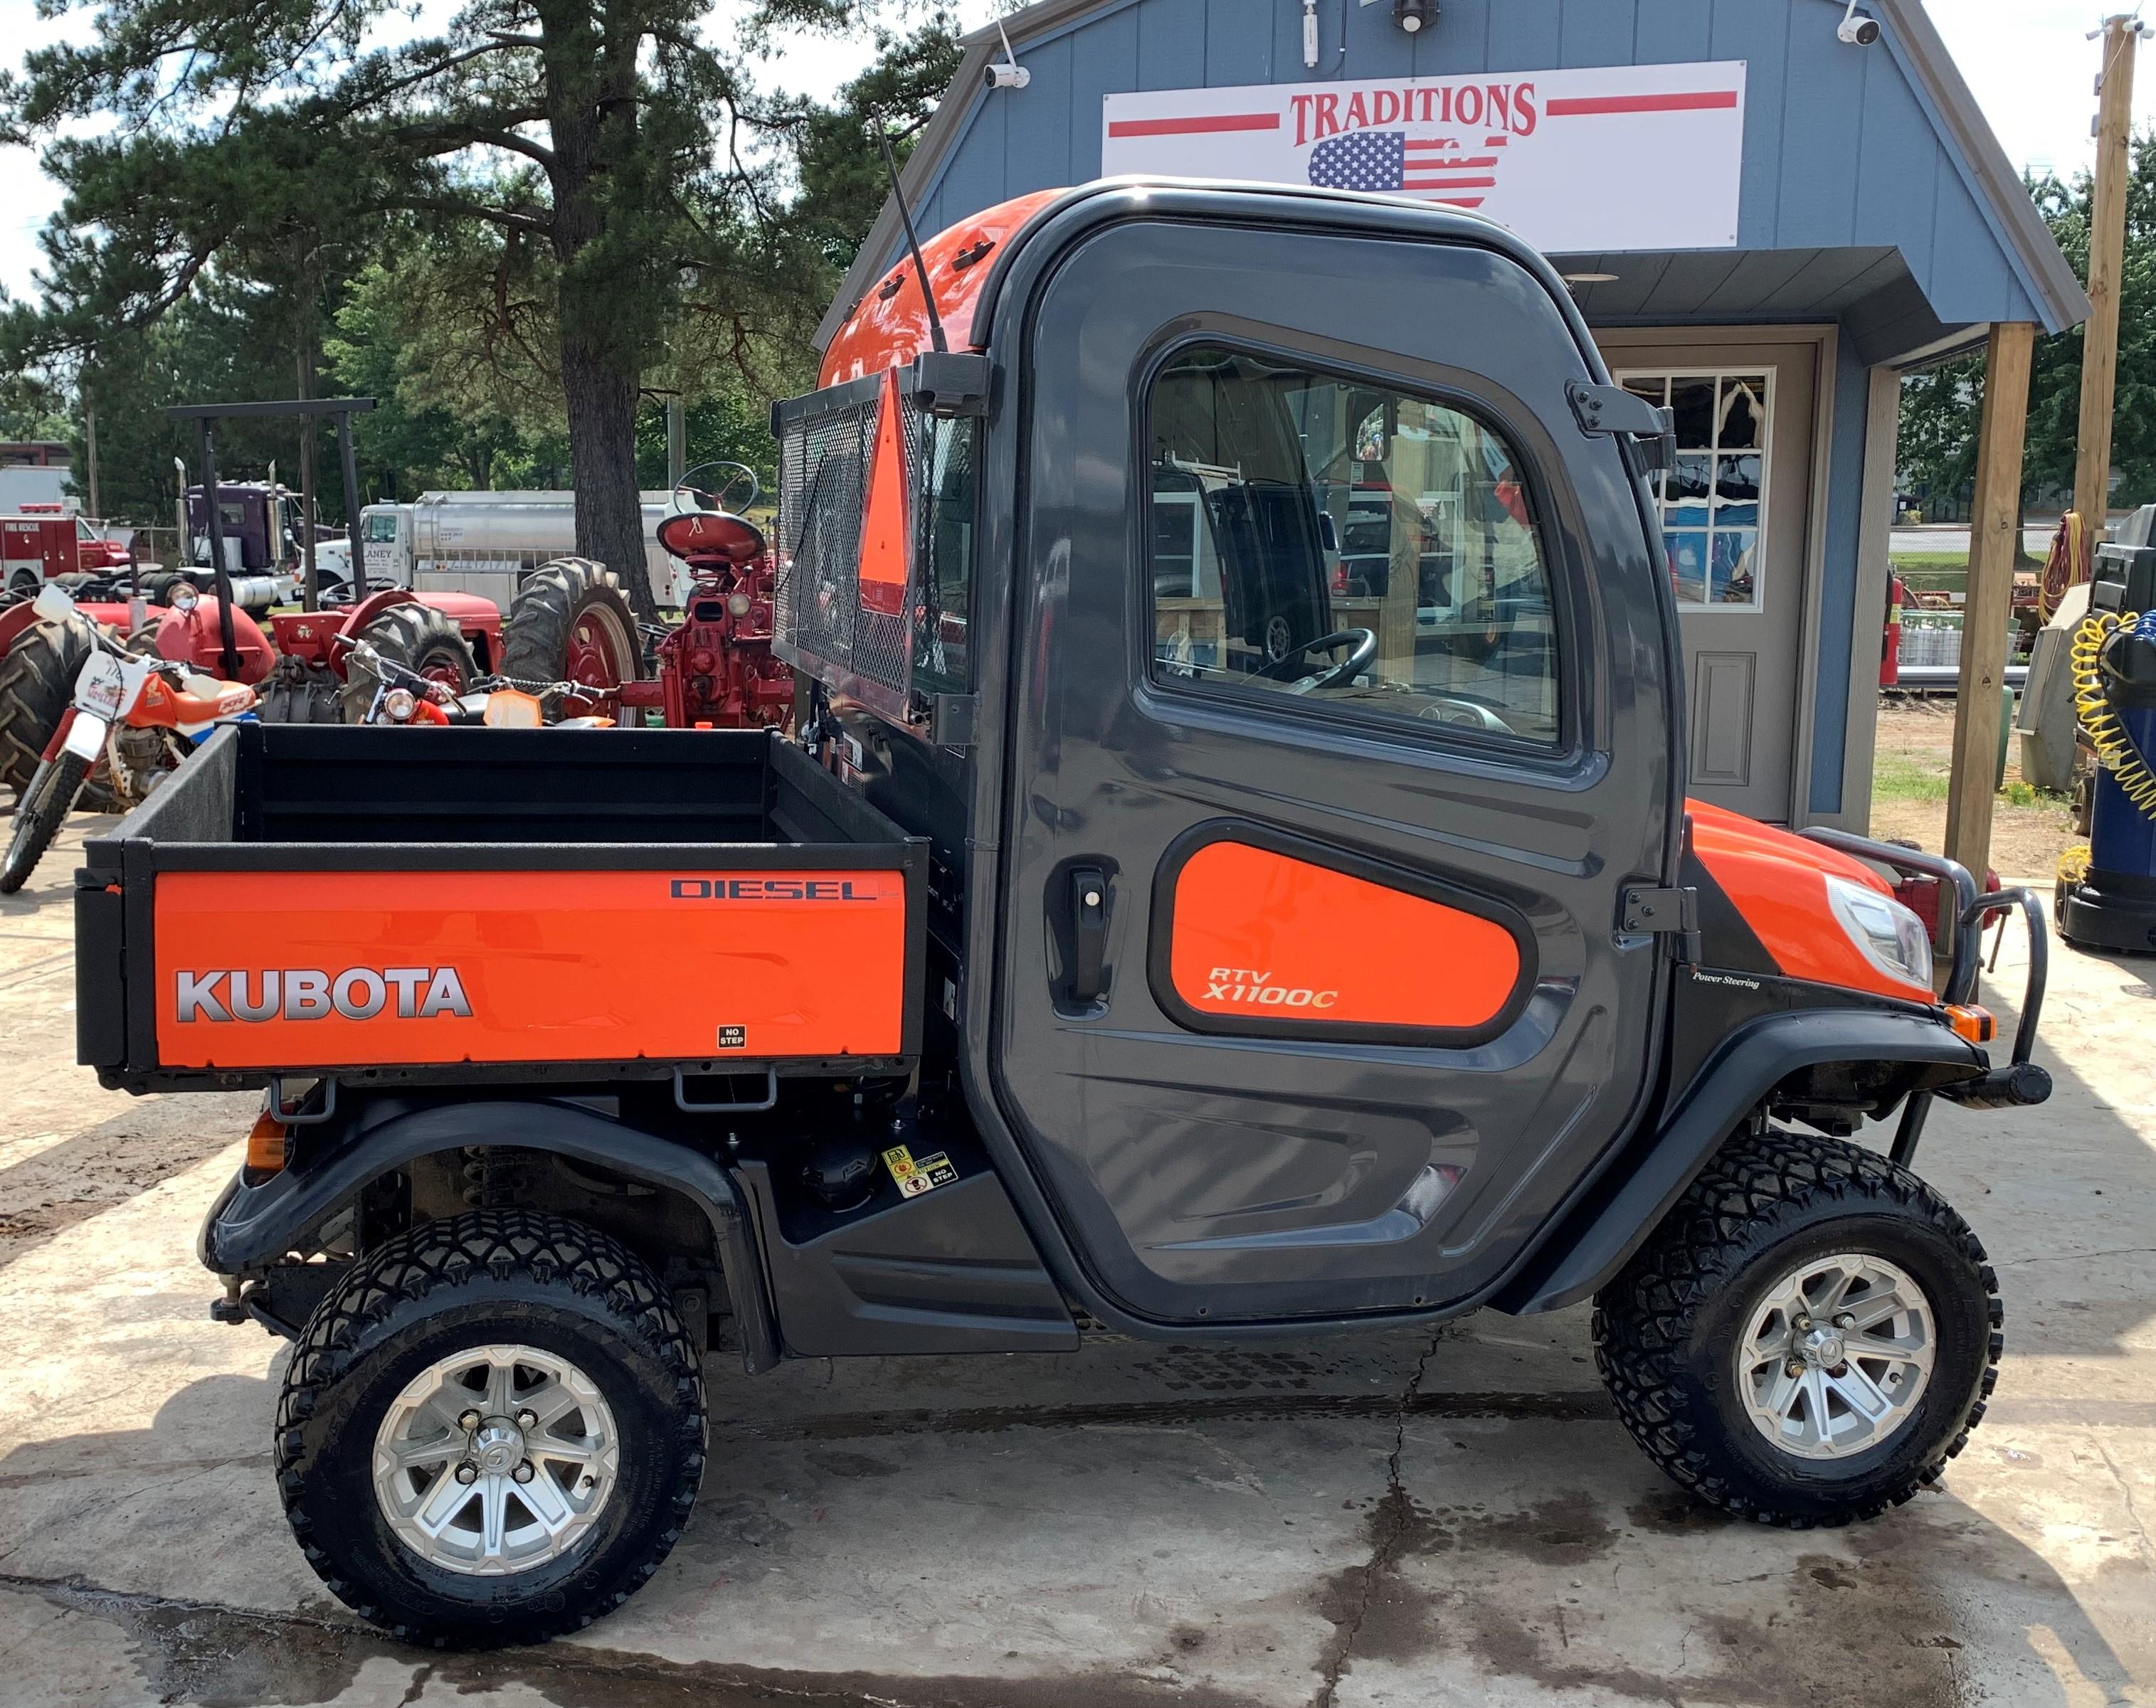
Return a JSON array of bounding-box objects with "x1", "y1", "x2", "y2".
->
[{"x1": 0, "y1": 816, "x2": 2150, "y2": 1706}]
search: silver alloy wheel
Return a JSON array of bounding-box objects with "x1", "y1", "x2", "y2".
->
[
  {"x1": 1738, "y1": 1252, "x2": 1936, "y2": 1460},
  {"x1": 371, "y1": 1343, "x2": 620, "y2": 1576}
]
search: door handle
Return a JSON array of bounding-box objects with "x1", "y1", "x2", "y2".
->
[{"x1": 1069, "y1": 867, "x2": 1109, "y2": 1004}]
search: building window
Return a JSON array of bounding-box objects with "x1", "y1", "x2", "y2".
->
[
  {"x1": 1144, "y1": 344, "x2": 1560, "y2": 746},
  {"x1": 1618, "y1": 369, "x2": 1770, "y2": 610}
]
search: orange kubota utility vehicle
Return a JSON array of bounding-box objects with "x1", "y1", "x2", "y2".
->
[{"x1": 77, "y1": 181, "x2": 2049, "y2": 1648}]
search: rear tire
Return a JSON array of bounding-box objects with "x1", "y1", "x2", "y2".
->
[
  {"x1": 339, "y1": 603, "x2": 475, "y2": 724},
  {"x1": 500, "y1": 558, "x2": 640, "y2": 716},
  {"x1": 0, "y1": 622, "x2": 117, "y2": 808},
  {"x1": 1593, "y1": 1127, "x2": 2001, "y2": 1527},
  {"x1": 276, "y1": 1211, "x2": 705, "y2": 1648},
  {"x1": 1, "y1": 750, "x2": 91, "y2": 893}
]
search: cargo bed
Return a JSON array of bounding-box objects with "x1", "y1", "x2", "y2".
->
[{"x1": 76, "y1": 724, "x2": 927, "y2": 1095}]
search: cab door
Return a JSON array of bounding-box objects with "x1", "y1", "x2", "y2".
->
[{"x1": 989, "y1": 210, "x2": 1680, "y2": 1325}]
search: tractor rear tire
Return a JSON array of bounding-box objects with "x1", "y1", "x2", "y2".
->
[
  {"x1": 0, "y1": 621, "x2": 117, "y2": 810},
  {"x1": 500, "y1": 559, "x2": 641, "y2": 714},
  {"x1": 340, "y1": 603, "x2": 476, "y2": 725}
]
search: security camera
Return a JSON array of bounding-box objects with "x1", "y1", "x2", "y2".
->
[
  {"x1": 1394, "y1": 0, "x2": 1438, "y2": 31},
  {"x1": 1837, "y1": 2, "x2": 1879, "y2": 44},
  {"x1": 984, "y1": 18, "x2": 1030, "y2": 90}
]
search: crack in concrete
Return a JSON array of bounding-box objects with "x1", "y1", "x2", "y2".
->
[
  {"x1": 1307, "y1": 1325, "x2": 1440, "y2": 1708},
  {"x1": 1996, "y1": 1246, "x2": 2156, "y2": 1267},
  {"x1": 2093, "y1": 1435, "x2": 2156, "y2": 1573}
]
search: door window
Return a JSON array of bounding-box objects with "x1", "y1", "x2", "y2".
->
[
  {"x1": 1618, "y1": 368, "x2": 1770, "y2": 610},
  {"x1": 1144, "y1": 345, "x2": 1560, "y2": 745}
]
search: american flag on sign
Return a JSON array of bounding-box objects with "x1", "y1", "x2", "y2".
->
[{"x1": 1306, "y1": 132, "x2": 1500, "y2": 208}]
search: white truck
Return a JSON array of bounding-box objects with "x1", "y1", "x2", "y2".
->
[{"x1": 359, "y1": 491, "x2": 692, "y2": 612}]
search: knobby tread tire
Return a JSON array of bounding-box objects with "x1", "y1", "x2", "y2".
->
[
  {"x1": 0, "y1": 750, "x2": 89, "y2": 893},
  {"x1": 1592, "y1": 1126, "x2": 2002, "y2": 1528},
  {"x1": 276, "y1": 1209, "x2": 705, "y2": 1648},
  {"x1": 0, "y1": 621, "x2": 116, "y2": 808},
  {"x1": 498, "y1": 558, "x2": 640, "y2": 696},
  {"x1": 339, "y1": 602, "x2": 475, "y2": 723}
]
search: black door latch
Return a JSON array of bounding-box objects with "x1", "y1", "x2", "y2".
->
[{"x1": 1070, "y1": 867, "x2": 1109, "y2": 1003}]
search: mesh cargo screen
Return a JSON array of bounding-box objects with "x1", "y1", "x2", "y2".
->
[{"x1": 774, "y1": 383, "x2": 920, "y2": 709}]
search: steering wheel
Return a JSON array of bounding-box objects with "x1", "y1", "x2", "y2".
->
[
  {"x1": 1254, "y1": 628, "x2": 1378, "y2": 694},
  {"x1": 672, "y1": 460, "x2": 761, "y2": 515}
]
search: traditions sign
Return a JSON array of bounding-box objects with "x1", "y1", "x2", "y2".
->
[{"x1": 1100, "y1": 60, "x2": 1746, "y2": 253}]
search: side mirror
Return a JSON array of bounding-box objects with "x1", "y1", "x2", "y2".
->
[{"x1": 31, "y1": 585, "x2": 77, "y2": 624}]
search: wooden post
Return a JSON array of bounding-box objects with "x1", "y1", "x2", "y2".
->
[
  {"x1": 2073, "y1": 16, "x2": 2141, "y2": 540},
  {"x1": 1945, "y1": 322, "x2": 2038, "y2": 879}
]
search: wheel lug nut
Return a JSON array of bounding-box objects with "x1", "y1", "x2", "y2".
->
[
  {"x1": 1785, "y1": 1359, "x2": 1806, "y2": 1377},
  {"x1": 1834, "y1": 1314, "x2": 1854, "y2": 1330},
  {"x1": 457, "y1": 1409, "x2": 482, "y2": 1431},
  {"x1": 512, "y1": 1460, "x2": 536, "y2": 1484},
  {"x1": 1793, "y1": 1315, "x2": 1811, "y2": 1332},
  {"x1": 515, "y1": 1408, "x2": 537, "y2": 1429},
  {"x1": 454, "y1": 1461, "x2": 479, "y2": 1485}
]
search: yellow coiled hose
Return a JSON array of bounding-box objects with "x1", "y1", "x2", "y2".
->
[{"x1": 2070, "y1": 610, "x2": 2156, "y2": 820}]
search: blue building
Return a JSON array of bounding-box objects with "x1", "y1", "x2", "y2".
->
[{"x1": 825, "y1": 0, "x2": 2087, "y2": 826}]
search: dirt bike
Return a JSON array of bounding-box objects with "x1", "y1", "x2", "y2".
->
[
  {"x1": 1, "y1": 584, "x2": 260, "y2": 894},
  {"x1": 341, "y1": 635, "x2": 615, "y2": 729}
]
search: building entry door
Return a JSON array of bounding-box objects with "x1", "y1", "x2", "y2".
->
[{"x1": 1602, "y1": 332, "x2": 1819, "y2": 822}]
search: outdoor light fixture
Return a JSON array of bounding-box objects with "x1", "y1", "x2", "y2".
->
[
  {"x1": 1394, "y1": 0, "x2": 1438, "y2": 33},
  {"x1": 1837, "y1": 0, "x2": 1880, "y2": 46}
]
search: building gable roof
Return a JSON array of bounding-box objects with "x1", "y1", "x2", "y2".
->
[{"x1": 818, "y1": 0, "x2": 2088, "y2": 354}]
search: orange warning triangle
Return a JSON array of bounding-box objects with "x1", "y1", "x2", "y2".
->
[{"x1": 858, "y1": 370, "x2": 909, "y2": 617}]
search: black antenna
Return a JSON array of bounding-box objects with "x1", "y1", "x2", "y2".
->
[{"x1": 874, "y1": 116, "x2": 948, "y2": 354}]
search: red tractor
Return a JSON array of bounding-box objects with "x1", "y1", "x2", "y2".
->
[
  {"x1": 0, "y1": 577, "x2": 503, "y2": 801},
  {"x1": 616, "y1": 465, "x2": 793, "y2": 730}
]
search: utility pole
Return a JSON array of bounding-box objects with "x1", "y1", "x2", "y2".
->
[
  {"x1": 83, "y1": 403, "x2": 99, "y2": 518},
  {"x1": 666, "y1": 397, "x2": 687, "y2": 489},
  {"x1": 2072, "y1": 14, "x2": 2148, "y2": 547}
]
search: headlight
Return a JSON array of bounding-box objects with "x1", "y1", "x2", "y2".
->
[
  {"x1": 382, "y1": 687, "x2": 416, "y2": 723},
  {"x1": 1824, "y1": 876, "x2": 1933, "y2": 990}
]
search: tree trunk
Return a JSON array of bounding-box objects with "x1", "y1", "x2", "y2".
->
[
  {"x1": 561, "y1": 332, "x2": 652, "y2": 618},
  {"x1": 536, "y1": 0, "x2": 656, "y2": 621}
]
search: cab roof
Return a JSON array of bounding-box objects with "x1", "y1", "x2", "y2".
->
[{"x1": 817, "y1": 176, "x2": 1529, "y2": 391}]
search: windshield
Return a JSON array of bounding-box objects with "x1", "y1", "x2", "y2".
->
[{"x1": 363, "y1": 512, "x2": 399, "y2": 543}]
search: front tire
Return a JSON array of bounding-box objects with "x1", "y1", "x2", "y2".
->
[
  {"x1": 0, "y1": 622, "x2": 117, "y2": 808},
  {"x1": 1594, "y1": 1127, "x2": 2001, "y2": 1527},
  {"x1": 277, "y1": 1211, "x2": 706, "y2": 1647},
  {"x1": 0, "y1": 750, "x2": 91, "y2": 894}
]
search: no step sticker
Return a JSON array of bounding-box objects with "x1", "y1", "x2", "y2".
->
[{"x1": 882, "y1": 1144, "x2": 958, "y2": 1198}]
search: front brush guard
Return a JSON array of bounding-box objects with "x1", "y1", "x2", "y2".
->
[{"x1": 1798, "y1": 829, "x2": 2051, "y2": 1163}]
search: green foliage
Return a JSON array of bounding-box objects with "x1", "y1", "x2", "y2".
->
[
  {"x1": 0, "y1": 0, "x2": 965, "y2": 610},
  {"x1": 1901, "y1": 132, "x2": 2156, "y2": 511}
]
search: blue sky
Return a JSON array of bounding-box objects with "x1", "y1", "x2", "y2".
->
[{"x1": 0, "y1": 0, "x2": 2137, "y2": 302}]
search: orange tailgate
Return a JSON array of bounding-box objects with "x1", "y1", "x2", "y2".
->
[{"x1": 154, "y1": 869, "x2": 909, "y2": 1069}]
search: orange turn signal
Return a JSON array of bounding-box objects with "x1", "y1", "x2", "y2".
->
[
  {"x1": 245, "y1": 1111, "x2": 290, "y2": 1175},
  {"x1": 1945, "y1": 1004, "x2": 1995, "y2": 1044}
]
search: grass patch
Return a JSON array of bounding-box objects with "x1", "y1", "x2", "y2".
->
[
  {"x1": 1890, "y1": 552, "x2": 1970, "y2": 573},
  {"x1": 1873, "y1": 753, "x2": 1950, "y2": 803}
]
